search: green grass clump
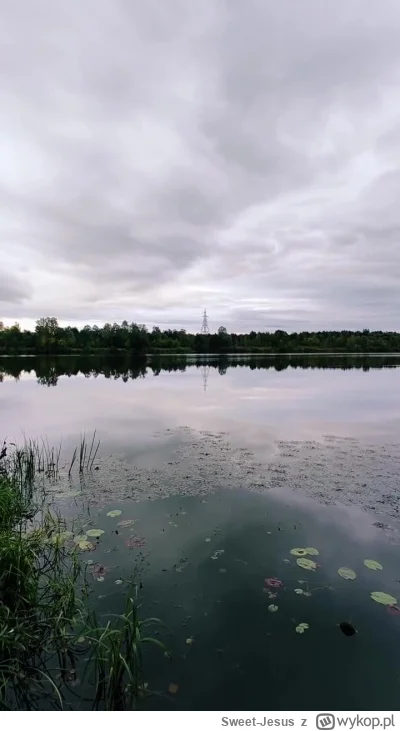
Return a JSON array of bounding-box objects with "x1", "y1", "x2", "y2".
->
[{"x1": 0, "y1": 440, "x2": 167, "y2": 710}]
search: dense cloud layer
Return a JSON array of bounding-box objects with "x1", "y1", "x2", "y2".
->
[{"x1": 1, "y1": 0, "x2": 400, "y2": 332}]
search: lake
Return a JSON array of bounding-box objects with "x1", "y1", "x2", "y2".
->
[{"x1": 1, "y1": 354, "x2": 400, "y2": 710}]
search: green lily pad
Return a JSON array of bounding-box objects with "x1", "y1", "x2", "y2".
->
[
  {"x1": 290, "y1": 548, "x2": 309, "y2": 556},
  {"x1": 107, "y1": 510, "x2": 122, "y2": 518},
  {"x1": 115, "y1": 579, "x2": 123, "y2": 585},
  {"x1": 364, "y1": 559, "x2": 383, "y2": 571},
  {"x1": 370, "y1": 591, "x2": 398, "y2": 606},
  {"x1": 86, "y1": 529, "x2": 105, "y2": 538},
  {"x1": 77, "y1": 540, "x2": 94, "y2": 551},
  {"x1": 294, "y1": 588, "x2": 304, "y2": 594},
  {"x1": 338, "y1": 567, "x2": 357, "y2": 580},
  {"x1": 295, "y1": 622, "x2": 309, "y2": 634},
  {"x1": 304, "y1": 547, "x2": 319, "y2": 556},
  {"x1": 268, "y1": 604, "x2": 279, "y2": 612},
  {"x1": 297, "y1": 558, "x2": 317, "y2": 571},
  {"x1": 73, "y1": 534, "x2": 87, "y2": 543}
]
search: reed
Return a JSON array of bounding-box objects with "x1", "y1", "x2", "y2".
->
[{"x1": 0, "y1": 441, "x2": 166, "y2": 710}]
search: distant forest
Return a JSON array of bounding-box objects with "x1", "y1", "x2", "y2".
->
[{"x1": 1, "y1": 317, "x2": 400, "y2": 355}]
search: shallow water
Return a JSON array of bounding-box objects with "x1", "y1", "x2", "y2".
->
[{"x1": 1, "y1": 354, "x2": 400, "y2": 710}]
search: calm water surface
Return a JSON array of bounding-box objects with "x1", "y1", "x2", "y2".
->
[{"x1": 1, "y1": 355, "x2": 400, "y2": 710}]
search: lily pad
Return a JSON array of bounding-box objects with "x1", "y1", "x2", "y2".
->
[
  {"x1": 77, "y1": 540, "x2": 94, "y2": 551},
  {"x1": 117, "y1": 520, "x2": 136, "y2": 527},
  {"x1": 86, "y1": 529, "x2": 105, "y2": 538},
  {"x1": 205, "y1": 537, "x2": 211, "y2": 543},
  {"x1": 364, "y1": 559, "x2": 383, "y2": 571},
  {"x1": 304, "y1": 547, "x2": 319, "y2": 556},
  {"x1": 295, "y1": 622, "x2": 309, "y2": 634},
  {"x1": 185, "y1": 637, "x2": 194, "y2": 645},
  {"x1": 371, "y1": 591, "x2": 398, "y2": 606},
  {"x1": 107, "y1": 510, "x2": 122, "y2": 518},
  {"x1": 338, "y1": 567, "x2": 357, "y2": 580},
  {"x1": 290, "y1": 548, "x2": 309, "y2": 556},
  {"x1": 297, "y1": 558, "x2": 317, "y2": 571},
  {"x1": 73, "y1": 534, "x2": 87, "y2": 543},
  {"x1": 115, "y1": 579, "x2": 123, "y2": 585},
  {"x1": 294, "y1": 588, "x2": 304, "y2": 594},
  {"x1": 268, "y1": 604, "x2": 279, "y2": 612}
]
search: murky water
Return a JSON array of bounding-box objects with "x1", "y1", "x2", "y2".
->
[{"x1": 1, "y1": 354, "x2": 400, "y2": 710}]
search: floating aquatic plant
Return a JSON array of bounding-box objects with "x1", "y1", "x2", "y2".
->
[
  {"x1": 126, "y1": 537, "x2": 147, "y2": 548},
  {"x1": 268, "y1": 604, "x2": 279, "y2": 612},
  {"x1": 86, "y1": 529, "x2": 105, "y2": 538},
  {"x1": 117, "y1": 520, "x2": 136, "y2": 527},
  {"x1": 296, "y1": 558, "x2": 317, "y2": 571},
  {"x1": 295, "y1": 623, "x2": 309, "y2": 634},
  {"x1": 290, "y1": 547, "x2": 319, "y2": 557},
  {"x1": 264, "y1": 577, "x2": 282, "y2": 588},
  {"x1": 337, "y1": 567, "x2": 357, "y2": 580},
  {"x1": 364, "y1": 559, "x2": 383, "y2": 571},
  {"x1": 77, "y1": 539, "x2": 95, "y2": 551},
  {"x1": 370, "y1": 591, "x2": 397, "y2": 606},
  {"x1": 107, "y1": 510, "x2": 122, "y2": 518}
]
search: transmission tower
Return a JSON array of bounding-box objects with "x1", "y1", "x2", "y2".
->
[{"x1": 200, "y1": 309, "x2": 209, "y2": 335}]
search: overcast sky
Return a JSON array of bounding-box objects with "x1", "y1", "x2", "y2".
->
[{"x1": 1, "y1": 1, "x2": 400, "y2": 333}]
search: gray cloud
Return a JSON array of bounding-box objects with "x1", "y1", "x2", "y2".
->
[{"x1": 1, "y1": 0, "x2": 400, "y2": 331}]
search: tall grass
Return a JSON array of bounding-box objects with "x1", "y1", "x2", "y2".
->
[{"x1": 0, "y1": 440, "x2": 166, "y2": 710}]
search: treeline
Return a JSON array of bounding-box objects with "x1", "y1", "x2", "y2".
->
[
  {"x1": 1, "y1": 354, "x2": 399, "y2": 387},
  {"x1": 1, "y1": 317, "x2": 400, "y2": 355}
]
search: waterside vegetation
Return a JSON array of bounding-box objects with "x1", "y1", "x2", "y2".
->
[
  {"x1": 0, "y1": 438, "x2": 165, "y2": 710},
  {"x1": 1, "y1": 318, "x2": 400, "y2": 355}
]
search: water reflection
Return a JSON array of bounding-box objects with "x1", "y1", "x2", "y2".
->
[{"x1": 1, "y1": 353, "x2": 400, "y2": 388}]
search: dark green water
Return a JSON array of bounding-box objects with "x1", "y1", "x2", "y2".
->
[
  {"x1": 1, "y1": 354, "x2": 400, "y2": 709},
  {"x1": 63, "y1": 487, "x2": 400, "y2": 711}
]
